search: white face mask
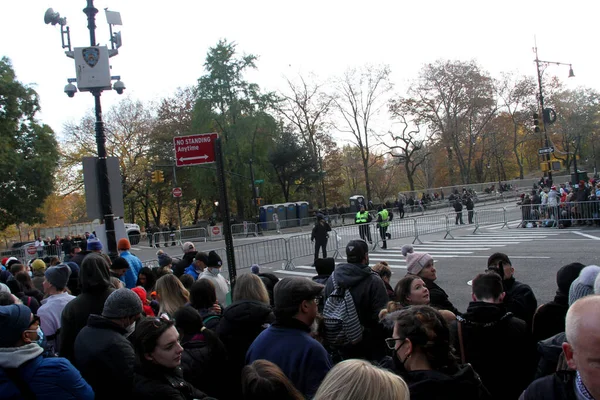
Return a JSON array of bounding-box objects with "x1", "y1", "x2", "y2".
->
[
  {"x1": 125, "y1": 321, "x2": 136, "y2": 338},
  {"x1": 208, "y1": 267, "x2": 220, "y2": 274}
]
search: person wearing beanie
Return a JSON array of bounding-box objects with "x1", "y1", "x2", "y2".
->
[
  {"x1": 402, "y1": 244, "x2": 460, "y2": 315},
  {"x1": 110, "y1": 256, "x2": 130, "y2": 280},
  {"x1": 568, "y1": 265, "x2": 600, "y2": 306},
  {"x1": 312, "y1": 257, "x2": 335, "y2": 285},
  {"x1": 74, "y1": 288, "x2": 143, "y2": 398},
  {"x1": 173, "y1": 306, "x2": 229, "y2": 399},
  {"x1": 86, "y1": 234, "x2": 103, "y2": 252},
  {"x1": 487, "y1": 252, "x2": 537, "y2": 328},
  {"x1": 251, "y1": 264, "x2": 260, "y2": 274},
  {"x1": 199, "y1": 250, "x2": 230, "y2": 305},
  {"x1": 131, "y1": 286, "x2": 155, "y2": 317},
  {"x1": 173, "y1": 241, "x2": 198, "y2": 277},
  {"x1": 322, "y1": 239, "x2": 388, "y2": 361},
  {"x1": 37, "y1": 264, "x2": 76, "y2": 354},
  {"x1": 156, "y1": 251, "x2": 174, "y2": 278},
  {"x1": 0, "y1": 304, "x2": 94, "y2": 398},
  {"x1": 117, "y1": 238, "x2": 143, "y2": 289},
  {"x1": 59, "y1": 253, "x2": 115, "y2": 363},
  {"x1": 532, "y1": 262, "x2": 585, "y2": 343},
  {"x1": 31, "y1": 258, "x2": 47, "y2": 293}
]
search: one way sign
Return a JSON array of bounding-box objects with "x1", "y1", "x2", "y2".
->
[
  {"x1": 174, "y1": 133, "x2": 218, "y2": 167},
  {"x1": 538, "y1": 146, "x2": 555, "y2": 155}
]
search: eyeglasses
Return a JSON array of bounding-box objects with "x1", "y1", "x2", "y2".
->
[{"x1": 385, "y1": 337, "x2": 405, "y2": 350}]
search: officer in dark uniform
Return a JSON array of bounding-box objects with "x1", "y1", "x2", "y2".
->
[{"x1": 311, "y1": 213, "x2": 332, "y2": 265}]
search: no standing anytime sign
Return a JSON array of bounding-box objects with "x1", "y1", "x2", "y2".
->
[{"x1": 174, "y1": 133, "x2": 218, "y2": 167}]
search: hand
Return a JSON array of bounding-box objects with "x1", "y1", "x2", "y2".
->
[{"x1": 210, "y1": 303, "x2": 222, "y2": 315}]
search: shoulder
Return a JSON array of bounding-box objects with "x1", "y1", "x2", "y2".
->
[{"x1": 521, "y1": 372, "x2": 575, "y2": 400}]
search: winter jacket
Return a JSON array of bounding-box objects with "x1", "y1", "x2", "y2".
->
[
  {"x1": 196, "y1": 307, "x2": 222, "y2": 331},
  {"x1": 312, "y1": 274, "x2": 331, "y2": 285},
  {"x1": 422, "y1": 277, "x2": 460, "y2": 315},
  {"x1": 59, "y1": 254, "x2": 115, "y2": 362},
  {"x1": 532, "y1": 292, "x2": 568, "y2": 343},
  {"x1": 246, "y1": 318, "x2": 332, "y2": 398},
  {"x1": 217, "y1": 300, "x2": 274, "y2": 397},
  {"x1": 403, "y1": 364, "x2": 492, "y2": 400},
  {"x1": 119, "y1": 250, "x2": 144, "y2": 289},
  {"x1": 311, "y1": 220, "x2": 331, "y2": 242},
  {"x1": 199, "y1": 269, "x2": 230, "y2": 305},
  {"x1": 32, "y1": 271, "x2": 45, "y2": 293},
  {"x1": 453, "y1": 199, "x2": 463, "y2": 212},
  {"x1": 173, "y1": 251, "x2": 197, "y2": 277},
  {"x1": 37, "y1": 292, "x2": 75, "y2": 353},
  {"x1": 180, "y1": 330, "x2": 228, "y2": 399},
  {"x1": 133, "y1": 363, "x2": 208, "y2": 400},
  {"x1": 519, "y1": 370, "x2": 577, "y2": 400},
  {"x1": 453, "y1": 302, "x2": 534, "y2": 400},
  {"x1": 503, "y1": 277, "x2": 538, "y2": 328},
  {"x1": 535, "y1": 332, "x2": 567, "y2": 379},
  {"x1": 323, "y1": 262, "x2": 389, "y2": 361},
  {"x1": 184, "y1": 264, "x2": 202, "y2": 280},
  {"x1": 0, "y1": 343, "x2": 94, "y2": 399},
  {"x1": 74, "y1": 314, "x2": 136, "y2": 399}
]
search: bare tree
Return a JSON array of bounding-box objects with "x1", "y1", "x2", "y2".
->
[{"x1": 332, "y1": 65, "x2": 393, "y2": 201}]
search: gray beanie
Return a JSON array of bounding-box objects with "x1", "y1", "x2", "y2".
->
[
  {"x1": 45, "y1": 264, "x2": 71, "y2": 290},
  {"x1": 569, "y1": 265, "x2": 600, "y2": 306},
  {"x1": 102, "y1": 288, "x2": 143, "y2": 318}
]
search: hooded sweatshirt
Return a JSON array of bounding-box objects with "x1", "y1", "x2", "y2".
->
[
  {"x1": 322, "y1": 262, "x2": 388, "y2": 360},
  {"x1": 0, "y1": 343, "x2": 94, "y2": 399},
  {"x1": 59, "y1": 253, "x2": 115, "y2": 362}
]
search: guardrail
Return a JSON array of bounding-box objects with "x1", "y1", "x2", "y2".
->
[{"x1": 518, "y1": 200, "x2": 600, "y2": 228}]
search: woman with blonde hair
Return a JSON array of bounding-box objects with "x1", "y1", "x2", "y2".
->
[
  {"x1": 155, "y1": 273, "x2": 189, "y2": 317},
  {"x1": 313, "y1": 359, "x2": 409, "y2": 400},
  {"x1": 218, "y1": 273, "x2": 275, "y2": 398}
]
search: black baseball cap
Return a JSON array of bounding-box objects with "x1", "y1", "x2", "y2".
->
[{"x1": 346, "y1": 239, "x2": 369, "y2": 263}]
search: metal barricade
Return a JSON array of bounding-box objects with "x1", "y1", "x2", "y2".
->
[
  {"x1": 286, "y1": 232, "x2": 338, "y2": 269},
  {"x1": 518, "y1": 203, "x2": 560, "y2": 228},
  {"x1": 375, "y1": 218, "x2": 417, "y2": 249},
  {"x1": 473, "y1": 208, "x2": 507, "y2": 232},
  {"x1": 175, "y1": 227, "x2": 208, "y2": 244},
  {"x1": 213, "y1": 239, "x2": 288, "y2": 276},
  {"x1": 231, "y1": 223, "x2": 258, "y2": 237},
  {"x1": 332, "y1": 224, "x2": 377, "y2": 257},
  {"x1": 142, "y1": 259, "x2": 160, "y2": 269},
  {"x1": 413, "y1": 214, "x2": 449, "y2": 244}
]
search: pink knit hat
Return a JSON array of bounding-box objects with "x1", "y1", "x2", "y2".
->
[{"x1": 401, "y1": 244, "x2": 433, "y2": 275}]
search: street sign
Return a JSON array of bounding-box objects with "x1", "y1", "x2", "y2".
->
[
  {"x1": 174, "y1": 133, "x2": 218, "y2": 167},
  {"x1": 172, "y1": 187, "x2": 182, "y2": 198},
  {"x1": 254, "y1": 179, "x2": 264, "y2": 184},
  {"x1": 27, "y1": 245, "x2": 37, "y2": 255},
  {"x1": 538, "y1": 146, "x2": 555, "y2": 155}
]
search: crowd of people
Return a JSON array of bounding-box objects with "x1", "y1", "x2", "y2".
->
[
  {"x1": 0, "y1": 235, "x2": 598, "y2": 400},
  {"x1": 520, "y1": 179, "x2": 600, "y2": 228}
]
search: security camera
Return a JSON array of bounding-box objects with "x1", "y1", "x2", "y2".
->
[
  {"x1": 64, "y1": 82, "x2": 77, "y2": 98},
  {"x1": 113, "y1": 80, "x2": 125, "y2": 95}
]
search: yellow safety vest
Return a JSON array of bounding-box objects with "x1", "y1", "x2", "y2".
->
[
  {"x1": 378, "y1": 209, "x2": 389, "y2": 227},
  {"x1": 356, "y1": 211, "x2": 369, "y2": 224}
]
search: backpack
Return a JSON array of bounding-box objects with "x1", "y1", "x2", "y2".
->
[{"x1": 323, "y1": 273, "x2": 363, "y2": 347}]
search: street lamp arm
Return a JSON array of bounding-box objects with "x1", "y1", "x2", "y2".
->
[{"x1": 536, "y1": 59, "x2": 573, "y2": 68}]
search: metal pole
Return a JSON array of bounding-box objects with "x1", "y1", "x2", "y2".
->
[
  {"x1": 84, "y1": 0, "x2": 116, "y2": 259},
  {"x1": 215, "y1": 138, "x2": 236, "y2": 291},
  {"x1": 534, "y1": 46, "x2": 553, "y2": 185},
  {"x1": 172, "y1": 164, "x2": 183, "y2": 232},
  {"x1": 249, "y1": 159, "x2": 257, "y2": 208}
]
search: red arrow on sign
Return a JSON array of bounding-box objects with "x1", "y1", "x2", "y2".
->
[{"x1": 173, "y1": 133, "x2": 218, "y2": 167}]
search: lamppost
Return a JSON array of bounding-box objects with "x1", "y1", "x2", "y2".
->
[
  {"x1": 45, "y1": 2, "x2": 126, "y2": 259},
  {"x1": 533, "y1": 43, "x2": 575, "y2": 185}
]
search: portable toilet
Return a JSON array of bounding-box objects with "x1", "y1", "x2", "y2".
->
[
  {"x1": 285, "y1": 202, "x2": 298, "y2": 226},
  {"x1": 349, "y1": 195, "x2": 366, "y2": 213},
  {"x1": 275, "y1": 204, "x2": 287, "y2": 228},
  {"x1": 261, "y1": 205, "x2": 276, "y2": 230},
  {"x1": 296, "y1": 201, "x2": 309, "y2": 225},
  {"x1": 259, "y1": 206, "x2": 267, "y2": 229}
]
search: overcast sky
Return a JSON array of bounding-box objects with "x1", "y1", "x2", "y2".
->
[{"x1": 1, "y1": 0, "x2": 595, "y2": 143}]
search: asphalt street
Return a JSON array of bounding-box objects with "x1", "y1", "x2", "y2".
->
[{"x1": 128, "y1": 202, "x2": 600, "y2": 314}]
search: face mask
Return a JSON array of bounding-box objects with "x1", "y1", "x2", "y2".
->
[
  {"x1": 125, "y1": 321, "x2": 136, "y2": 338},
  {"x1": 392, "y1": 346, "x2": 411, "y2": 372},
  {"x1": 28, "y1": 271, "x2": 33, "y2": 278},
  {"x1": 208, "y1": 267, "x2": 219, "y2": 274},
  {"x1": 27, "y1": 327, "x2": 45, "y2": 347}
]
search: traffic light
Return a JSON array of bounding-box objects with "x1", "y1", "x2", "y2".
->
[
  {"x1": 151, "y1": 170, "x2": 164, "y2": 183},
  {"x1": 533, "y1": 113, "x2": 540, "y2": 133}
]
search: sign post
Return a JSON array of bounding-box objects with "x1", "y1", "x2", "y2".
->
[
  {"x1": 174, "y1": 133, "x2": 218, "y2": 167},
  {"x1": 214, "y1": 137, "x2": 237, "y2": 291}
]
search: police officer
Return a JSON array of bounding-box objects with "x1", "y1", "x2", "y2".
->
[
  {"x1": 311, "y1": 213, "x2": 332, "y2": 265},
  {"x1": 355, "y1": 204, "x2": 372, "y2": 244},
  {"x1": 377, "y1": 205, "x2": 391, "y2": 249}
]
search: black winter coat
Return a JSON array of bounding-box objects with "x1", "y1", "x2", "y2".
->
[
  {"x1": 404, "y1": 365, "x2": 492, "y2": 400},
  {"x1": 217, "y1": 300, "x2": 274, "y2": 397},
  {"x1": 503, "y1": 277, "x2": 538, "y2": 328},
  {"x1": 323, "y1": 263, "x2": 389, "y2": 361},
  {"x1": 59, "y1": 257, "x2": 115, "y2": 362},
  {"x1": 422, "y1": 278, "x2": 460, "y2": 315},
  {"x1": 133, "y1": 363, "x2": 208, "y2": 400},
  {"x1": 180, "y1": 329, "x2": 228, "y2": 399},
  {"x1": 532, "y1": 293, "x2": 568, "y2": 343},
  {"x1": 173, "y1": 252, "x2": 197, "y2": 277},
  {"x1": 453, "y1": 302, "x2": 535, "y2": 400},
  {"x1": 311, "y1": 220, "x2": 331, "y2": 242},
  {"x1": 74, "y1": 315, "x2": 135, "y2": 399},
  {"x1": 519, "y1": 370, "x2": 577, "y2": 400},
  {"x1": 535, "y1": 332, "x2": 567, "y2": 379}
]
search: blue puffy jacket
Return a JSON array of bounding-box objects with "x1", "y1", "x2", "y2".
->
[
  {"x1": 0, "y1": 344, "x2": 94, "y2": 399},
  {"x1": 184, "y1": 264, "x2": 200, "y2": 280}
]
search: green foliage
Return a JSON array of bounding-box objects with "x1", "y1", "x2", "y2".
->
[{"x1": 0, "y1": 57, "x2": 59, "y2": 229}]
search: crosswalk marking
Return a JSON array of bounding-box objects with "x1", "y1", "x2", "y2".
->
[{"x1": 272, "y1": 230, "x2": 563, "y2": 278}]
